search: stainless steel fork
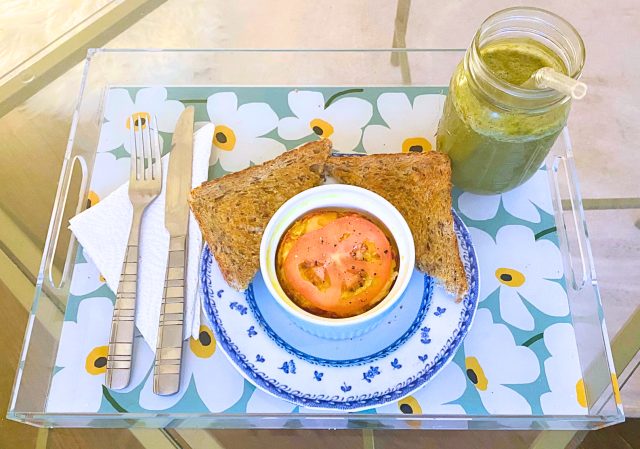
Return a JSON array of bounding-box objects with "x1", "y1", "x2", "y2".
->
[{"x1": 105, "y1": 114, "x2": 162, "y2": 390}]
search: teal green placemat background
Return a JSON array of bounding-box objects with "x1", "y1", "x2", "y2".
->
[{"x1": 47, "y1": 86, "x2": 598, "y2": 419}]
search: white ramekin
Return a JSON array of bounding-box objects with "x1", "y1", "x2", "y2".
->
[{"x1": 259, "y1": 184, "x2": 415, "y2": 340}]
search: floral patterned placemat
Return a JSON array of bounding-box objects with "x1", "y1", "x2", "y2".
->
[{"x1": 46, "y1": 86, "x2": 619, "y2": 420}]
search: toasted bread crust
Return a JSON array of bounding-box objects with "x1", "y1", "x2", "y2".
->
[
  {"x1": 189, "y1": 139, "x2": 332, "y2": 290},
  {"x1": 325, "y1": 152, "x2": 468, "y2": 299}
]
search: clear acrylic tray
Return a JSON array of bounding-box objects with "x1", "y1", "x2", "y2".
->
[{"x1": 8, "y1": 49, "x2": 623, "y2": 429}]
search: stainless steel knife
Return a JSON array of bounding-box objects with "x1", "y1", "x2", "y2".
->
[{"x1": 153, "y1": 106, "x2": 194, "y2": 395}]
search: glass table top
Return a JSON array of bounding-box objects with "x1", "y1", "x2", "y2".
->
[{"x1": 1, "y1": 0, "x2": 638, "y2": 446}]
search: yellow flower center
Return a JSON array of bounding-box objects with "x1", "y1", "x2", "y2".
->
[
  {"x1": 99, "y1": 274, "x2": 106, "y2": 283},
  {"x1": 401, "y1": 137, "x2": 432, "y2": 153},
  {"x1": 87, "y1": 191, "x2": 100, "y2": 208},
  {"x1": 190, "y1": 325, "x2": 216, "y2": 358},
  {"x1": 213, "y1": 125, "x2": 237, "y2": 151},
  {"x1": 465, "y1": 356, "x2": 488, "y2": 391},
  {"x1": 398, "y1": 395, "x2": 422, "y2": 414},
  {"x1": 85, "y1": 345, "x2": 108, "y2": 375},
  {"x1": 309, "y1": 118, "x2": 334, "y2": 139},
  {"x1": 126, "y1": 112, "x2": 150, "y2": 131},
  {"x1": 576, "y1": 378, "x2": 587, "y2": 408},
  {"x1": 495, "y1": 268, "x2": 526, "y2": 287},
  {"x1": 611, "y1": 373, "x2": 621, "y2": 406}
]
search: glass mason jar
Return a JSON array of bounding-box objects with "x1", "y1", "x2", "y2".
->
[{"x1": 436, "y1": 7, "x2": 585, "y2": 194}]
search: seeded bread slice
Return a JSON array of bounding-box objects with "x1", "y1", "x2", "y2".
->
[
  {"x1": 189, "y1": 139, "x2": 332, "y2": 290},
  {"x1": 325, "y1": 152, "x2": 468, "y2": 299}
]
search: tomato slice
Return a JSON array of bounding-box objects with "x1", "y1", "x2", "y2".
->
[{"x1": 279, "y1": 213, "x2": 396, "y2": 317}]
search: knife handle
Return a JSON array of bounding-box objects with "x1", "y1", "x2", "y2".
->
[
  {"x1": 106, "y1": 210, "x2": 142, "y2": 390},
  {"x1": 153, "y1": 234, "x2": 187, "y2": 395}
]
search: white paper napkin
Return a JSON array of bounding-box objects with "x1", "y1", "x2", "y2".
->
[{"x1": 70, "y1": 123, "x2": 214, "y2": 348}]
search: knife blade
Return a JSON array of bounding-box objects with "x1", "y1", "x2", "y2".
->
[{"x1": 153, "y1": 106, "x2": 194, "y2": 395}]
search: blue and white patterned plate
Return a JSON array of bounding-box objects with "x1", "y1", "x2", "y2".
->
[{"x1": 201, "y1": 211, "x2": 479, "y2": 411}]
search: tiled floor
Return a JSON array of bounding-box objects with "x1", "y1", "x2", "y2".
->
[
  {"x1": 579, "y1": 419, "x2": 640, "y2": 449},
  {"x1": 586, "y1": 208, "x2": 640, "y2": 414},
  {"x1": 587, "y1": 209, "x2": 640, "y2": 336},
  {"x1": 0, "y1": 0, "x2": 113, "y2": 75}
]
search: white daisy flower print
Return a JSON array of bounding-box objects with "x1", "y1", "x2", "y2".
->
[
  {"x1": 246, "y1": 388, "x2": 304, "y2": 429},
  {"x1": 601, "y1": 319, "x2": 623, "y2": 410},
  {"x1": 362, "y1": 93, "x2": 445, "y2": 154},
  {"x1": 540, "y1": 323, "x2": 588, "y2": 414},
  {"x1": 469, "y1": 226, "x2": 569, "y2": 331},
  {"x1": 69, "y1": 250, "x2": 106, "y2": 297},
  {"x1": 247, "y1": 388, "x2": 348, "y2": 416},
  {"x1": 278, "y1": 90, "x2": 373, "y2": 152},
  {"x1": 89, "y1": 151, "x2": 130, "y2": 199},
  {"x1": 376, "y1": 362, "x2": 467, "y2": 415},
  {"x1": 47, "y1": 297, "x2": 148, "y2": 412},
  {"x1": 139, "y1": 324, "x2": 244, "y2": 411},
  {"x1": 463, "y1": 309, "x2": 540, "y2": 414},
  {"x1": 98, "y1": 87, "x2": 185, "y2": 154},
  {"x1": 207, "y1": 92, "x2": 285, "y2": 172},
  {"x1": 246, "y1": 388, "x2": 296, "y2": 414},
  {"x1": 458, "y1": 169, "x2": 553, "y2": 223}
]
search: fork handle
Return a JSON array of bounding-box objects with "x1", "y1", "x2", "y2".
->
[
  {"x1": 105, "y1": 208, "x2": 142, "y2": 390},
  {"x1": 153, "y1": 234, "x2": 187, "y2": 395}
]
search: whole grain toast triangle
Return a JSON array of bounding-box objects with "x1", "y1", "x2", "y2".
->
[
  {"x1": 189, "y1": 139, "x2": 332, "y2": 290},
  {"x1": 325, "y1": 152, "x2": 468, "y2": 299}
]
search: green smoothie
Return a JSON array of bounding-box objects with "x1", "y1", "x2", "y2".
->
[{"x1": 437, "y1": 38, "x2": 571, "y2": 194}]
